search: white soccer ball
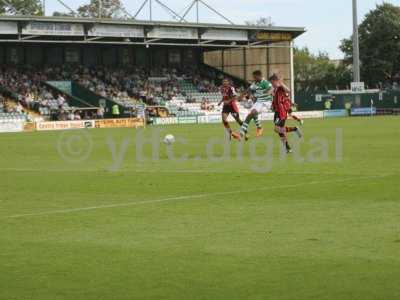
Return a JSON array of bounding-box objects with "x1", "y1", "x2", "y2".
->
[{"x1": 163, "y1": 134, "x2": 175, "y2": 145}]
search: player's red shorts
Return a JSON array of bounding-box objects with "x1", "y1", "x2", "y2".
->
[{"x1": 222, "y1": 101, "x2": 239, "y2": 115}]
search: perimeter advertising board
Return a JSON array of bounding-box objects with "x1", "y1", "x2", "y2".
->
[
  {"x1": 95, "y1": 118, "x2": 145, "y2": 128},
  {"x1": 153, "y1": 117, "x2": 179, "y2": 125},
  {"x1": 351, "y1": 107, "x2": 376, "y2": 116},
  {"x1": 36, "y1": 120, "x2": 95, "y2": 131},
  {"x1": 295, "y1": 111, "x2": 324, "y2": 119},
  {"x1": 324, "y1": 110, "x2": 348, "y2": 118},
  {"x1": 0, "y1": 121, "x2": 24, "y2": 133}
]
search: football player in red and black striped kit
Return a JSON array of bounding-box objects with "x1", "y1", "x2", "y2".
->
[
  {"x1": 269, "y1": 74, "x2": 302, "y2": 153},
  {"x1": 218, "y1": 78, "x2": 243, "y2": 138}
]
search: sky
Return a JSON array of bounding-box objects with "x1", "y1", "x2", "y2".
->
[{"x1": 45, "y1": 0, "x2": 400, "y2": 59}]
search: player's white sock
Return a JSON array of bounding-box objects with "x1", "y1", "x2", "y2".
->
[{"x1": 254, "y1": 115, "x2": 262, "y2": 129}]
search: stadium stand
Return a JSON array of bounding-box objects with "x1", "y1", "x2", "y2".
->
[
  {"x1": 0, "y1": 95, "x2": 28, "y2": 122},
  {"x1": 0, "y1": 64, "x2": 241, "y2": 121}
]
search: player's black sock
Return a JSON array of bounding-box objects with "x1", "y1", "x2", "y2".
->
[{"x1": 285, "y1": 142, "x2": 291, "y2": 151}]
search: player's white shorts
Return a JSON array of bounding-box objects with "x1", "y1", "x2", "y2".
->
[{"x1": 250, "y1": 101, "x2": 264, "y2": 113}]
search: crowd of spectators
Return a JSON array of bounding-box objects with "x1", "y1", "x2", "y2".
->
[
  {"x1": 0, "y1": 95, "x2": 14, "y2": 113},
  {"x1": 75, "y1": 66, "x2": 185, "y2": 106},
  {"x1": 190, "y1": 72, "x2": 221, "y2": 93},
  {"x1": 0, "y1": 95, "x2": 30, "y2": 121},
  {"x1": 0, "y1": 66, "x2": 72, "y2": 119},
  {"x1": 0, "y1": 64, "x2": 232, "y2": 120}
]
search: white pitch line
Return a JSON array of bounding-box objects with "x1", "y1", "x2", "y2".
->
[
  {"x1": 1, "y1": 175, "x2": 388, "y2": 220},
  {"x1": 0, "y1": 167, "x2": 395, "y2": 177}
]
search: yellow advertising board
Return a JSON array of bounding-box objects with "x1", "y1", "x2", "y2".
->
[
  {"x1": 23, "y1": 122, "x2": 36, "y2": 132},
  {"x1": 95, "y1": 118, "x2": 145, "y2": 129}
]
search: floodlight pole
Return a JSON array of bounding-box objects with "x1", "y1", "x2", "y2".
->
[
  {"x1": 352, "y1": 0, "x2": 360, "y2": 82},
  {"x1": 43, "y1": 0, "x2": 45, "y2": 16}
]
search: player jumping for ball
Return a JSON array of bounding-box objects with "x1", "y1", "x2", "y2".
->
[
  {"x1": 218, "y1": 78, "x2": 243, "y2": 138},
  {"x1": 232, "y1": 70, "x2": 272, "y2": 141},
  {"x1": 269, "y1": 74, "x2": 302, "y2": 153},
  {"x1": 276, "y1": 83, "x2": 303, "y2": 126}
]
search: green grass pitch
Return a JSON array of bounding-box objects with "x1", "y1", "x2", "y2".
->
[{"x1": 0, "y1": 116, "x2": 399, "y2": 300}]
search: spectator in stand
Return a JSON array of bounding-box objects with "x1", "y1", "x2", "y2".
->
[
  {"x1": 74, "y1": 111, "x2": 82, "y2": 120},
  {"x1": 58, "y1": 109, "x2": 67, "y2": 121},
  {"x1": 15, "y1": 101, "x2": 23, "y2": 114},
  {"x1": 201, "y1": 98, "x2": 208, "y2": 110},
  {"x1": 83, "y1": 111, "x2": 92, "y2": 120},
  {"x1": 68, "y1": 110, "x2": 75, "y2": 121},
  {"x1": 97, "y1": 106, "x2": 105, "y2": 119},
  {"x1": 57, "y1": 94, "x2": 66, "y2": 106},
  {"x1": 24, "y1": 92, "x2": 34, "y2": 110}
]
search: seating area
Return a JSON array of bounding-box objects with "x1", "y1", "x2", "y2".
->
[
  {"x1": 0, "y1": 111, "x2": 27, "y2": 122},
  {"x1": 38, "y1": 98, "x2": 71, "y2": 117},
  {"x1": 0, "y1": 66, "x2": 75, "y2": 120},
  {"x1": 0, "y1": 65, "x2": 238, "y2": 120},
  {"x1": 178, "y1": 79, "x2": 222, "y2": 103},
  {"x1": 0, "y1": 98, "x2": 28, "y2": 122}
]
